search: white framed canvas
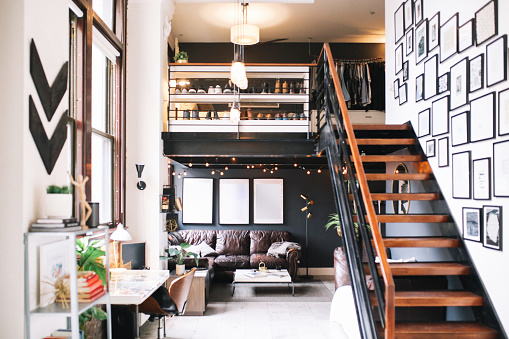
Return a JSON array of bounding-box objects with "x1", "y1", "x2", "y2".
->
[
  {"x1": 415, "y1": 19, "x2": 428, "y2": 64},
  {"x1": 462, "y1": 207, "x2": 482, "y2": 242},
  {"x1": 450, "y1": 57, "x2": 469, "y2": 110},
  {"x1": 498, "y1": 88, "x2": 509, "y2": 136},
  {"x1": 451, "y1": 111, "x2": 469, "y2": 147},
  {"x1": 395, "y1": 43, "x2": 403, "y2": 75},
  {"x1": 424, "y1": 54, "x2": 438, "y2": 100},
  {"x1": 40, "y1": 240, "x2": 70, "y2": 307},
  {"x1": 476, "y1": 0, "x2": 497, "y2": 46},
  {"x1": 452, "y1": 151, "x2": 471, "y2": 199},
  {"x1": 494, "y1": 140, "x2": 509, "y2": 197},
  {"x1": 394, "y1": 3, "x2": 405, "y2": 43},
  {"x1": 404, "y1": 0, "x2": 413, "y2": 31},
  {"x1": 470, "y1": 92, "x2": 495, "y2": 143},
  {"x1": 428, "y1": 12, "x2": 440, "y2": 52},
  {"x1": 418, "y1": 108, "x2": 430, "y2": 137},
  {"x1": 182, "y1": 178, "x2": 214, "y2": 224},
  {"x1": 219, "y1": 179, "x2": 249, "y2": 224},
  {"x1": 440, "y1": 13, "x2": 458, "y2": 63},
  {"x1": 483, "y1": 205, "x2": 502, "y2": 250},
  {"x1": 254, "y1": 179, "x2": 284, "y2": 224},
  {"x1": 473, "y1": 157, "x2": 491, "y2": 200},
  {"x1": 458, "y1": 19, "x2": 475, "y2": 52},
  {"x1": 469, "y1": 54, "x2": 484, "y2": 93},
  {"x1": 486, "y1": 35, "x2": 507, "y2": 87},
  {"x1": 438, "y1": 137, "x2": 449, "y2": 167},
  {"x1": 432, "y1": 95, "x2": 449, "y2": 136}
]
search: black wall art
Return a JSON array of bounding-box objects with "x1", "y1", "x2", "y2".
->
[{"x1": 29, "y1": 40, "x2": 69, "y2": 174}]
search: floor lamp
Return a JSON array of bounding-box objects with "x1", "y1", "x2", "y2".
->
[{"x1": 300, "y1": 194, "x2": 314, "y2": 280}]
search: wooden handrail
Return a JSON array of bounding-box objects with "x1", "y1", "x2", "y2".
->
[{"x1": 323, "y1": 43, "x2": 395, "y2": 338}]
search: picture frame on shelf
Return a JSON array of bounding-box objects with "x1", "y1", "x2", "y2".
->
[
  {"x1": 462, "y1": 207, "x2": 482, "y2": 242},
  {"x1": 406, "y1": 28, "x2": 414, "y2": 55},
  {"x1": 452, "y1": 151, "x2": 471, "y2": 199},
  {"x1": 432, "y1": 95, "x2": 449, "y2": 136},
  {"x1": 458, "y1": 19, "x2": 475, "y2": 52},
  {"x1": 438, "y1": 137, "x2": 449, "y2": 167},
  {"x1": 40, "y1": 240, "x2": 70, "y2": 308},
  {"x1": 403, "y1": 61, "x2": 409, "y2": 81},
  {"x1": 451, "y1": 111, "x2": 469, "y2": 147},
  {"x1": 438, "y1": 72, "x2": 450, "y2": 94},
  {"x1": 470, "y1": 92, "x2": 495, "y2": 143},
  {"x1": 428, "y1": 12, "x2": 440, "y2": 52},
  {"x1": 498, "y1": 88, "x2": 509, "y2": 136},
  {"x1": 394, "y1": 78, "x2": 400, "y2": 99},
  {"x1": 399, "y1": 83, "x2": 408, "y2": 105},
  {"x1": 418, "y1": 108, "x2": 430, "y2": 137},
  {"x1": 473, "y1": 157, "x2": 491, "y2": 200},
  {"x1": 395, "y1": 43, "x2": 404, "y2": 75},
  {"x1": 475, "y1": 0, "x2": 497, "y2": 46},
  {"x1": 414, "y1": 0, "x2": 423, "y2": 25},
  {"x1": 440, "y1": 13, "x2": 458, "y2": 63},
  {"x1": 395, "y1": 3, "x2": 405, "y2": 43},
  {"x1": 450, "y1": 57, "x2": 469, "y2": 110},
  {"x1": 426, "y1": 139, "x2": 436, "y2": 157},
  {"x1": 424, "y1": 54, "x2": 438, "y2": 100},
  {"x1": 415, "y1": 19, "x2": 428, "y2": 64},
  {"x1": 404, "y1": 0, "x2": 413, "y2": 31},
  {"x1": 483, "y1": 205, "x2": 502, "y2": 251},
  {"x1": 493, "y1": 140, "x2": 509, "y2": 197},
  {"x1": 469, "y1": 54, "x2": 484, "y2": 93},
  {"x1": 416, "y1": 74, "x2": 424, "y2": 102},
  {"x1": 486, "y1": 35, "x2": 507, "y2": 87}
]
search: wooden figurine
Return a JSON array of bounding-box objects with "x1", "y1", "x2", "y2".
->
[{"x1": 69, "y1": 173, "x2": 92, "y2": 228}]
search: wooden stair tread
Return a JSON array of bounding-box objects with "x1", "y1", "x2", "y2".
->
[
  {"x1": 350, "y1": 193, "x2": 439, "y2": 200},
  {"x1": 380, "y1": 237, "x2": 459, "y2": 248},
  {"x1": 356, "y1": 155, "x2": 423, "y2": 162},
  {"x1": 371, "y1": 291, "x2": 483, "y2": 307},
  {"x1": 354, "y1": 214, "x2": 450, "y2": 223},
  {"x1": 362, "y1": 173, "x2": 432, "y2": 180},
  {"x1": 352, "y1": 124, "x2": 409, "y2": 131},
  {"x1": 370, "y1": 262, "x2": 470, "y2": 276},
  {"x1": 385, "y1": 322, "x2": 498, "y2": 338},
  {"x1": 346, "y1": 138, "x2": 416, "y2": 145}
]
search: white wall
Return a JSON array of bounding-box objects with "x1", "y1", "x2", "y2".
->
[{"x1": 386, "y1": 0, "x2": 509, "y2": 332}]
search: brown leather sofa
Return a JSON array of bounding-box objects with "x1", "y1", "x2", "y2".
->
[{"x1": 168, "y1": 229, "x2": 301, "y2": 280}]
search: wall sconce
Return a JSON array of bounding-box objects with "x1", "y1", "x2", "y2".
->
[{"x1": 136, "y1": 164, "x2": 146, "y2": 190}]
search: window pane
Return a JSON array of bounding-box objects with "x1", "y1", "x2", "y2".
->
[
  {"x1": 93, "y1": 0, "x2": 114, "y2": 29},
  {"x1": 92, "y1": 45, "x2": 108, "y2": 132},
  {"x1": 92, "y1": 133, "x2": 113, "y2": 224}
]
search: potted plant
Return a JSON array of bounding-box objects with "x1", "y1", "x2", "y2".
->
[
  {"x1": 174, "y1": 51, "x2": 188, "y2": 63},
  {"x1": 160, "y1": 242, "x2": 199, "y2": 275},
  {"x1": 79, "y1": 306, "x2": 107, "y2": 339},
  {"x1": 45, "y1": 185, "x2": 73, "y2": 219},
  {"x1": 76, "y1": 238, "x2": 107, "y2": 285},
  {"x1": 324, "y1": 213, "x2": 370, "y2": 238}
]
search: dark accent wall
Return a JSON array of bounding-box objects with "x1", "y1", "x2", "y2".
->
[{"x1": 171, "y1": 166, "x2": 342, "y2": 268}]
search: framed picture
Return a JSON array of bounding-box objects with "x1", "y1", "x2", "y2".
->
[
  {"x1": 470, "y1": 92, "x2": 495, "y2": 143},
  {"x1": 395, "y1": 43, "x2": 403, "y2": 75},
  {"x1": 426, "y1": 139, "x2": 436, "y2": 157},
  {"x1": 414, "y1": 0, "x2": 423, "y2": 25},
  {"x1": 469, "y1": 54, "x2": 484, "y2": 93},
  {"x1": 424, "y1": 54, "x2": 438, "y2": 100},
  {"x1": 219, "y1": 179, "x2": 249, "y2": 224},
  {"x1": 440, "y1": 13, "x2": 458, "y2": 63},
  {"x1": 182, "y1": 178, "x2": 214, "y2": 224},
  {"x1": 432, "y1": 95, "x2": 449, "y2": 136},
  {"x1": 254, "y1": 178, "x2": 284, "y2": 224},
  {"x1": 498, "y1": 88, "x2": 509, "y2": 135},
  {"x1": 452, "y1": 151, "x2": 471, "y2": 199},
  {"x1": 418, "y1": 108, "x2": 430, "y2": 137},
  {"x1": 493, "y1": 140, "x2": 509, "y2": 197},
  {"x1": 403, "y1": 61, "x2": 409, "y2": 81},
  {"x1": 475, "y1": 0, "x2": 497, "y2": 46},
  {"x1": 399, "y1": 83, "x2": 408, "y2": 105},
  {"x1": 438, "y1": 137, "x2": 449, "y2": 167},
  {"x1": 394, "y1": 78, "x2": 400, "y2": 99},
  {"x1": 416, "y1": 74, "x2": 424, "y2": 102},
  {"x1": 428, "y1": 12, "x2": 440, "y2": 52},
  {"x1": 415, "y1": 19, "x2": 428, "y2": 64},
  {"x1": 462, "y1": 207, "x2": 482, "y2": 242},
  {"x1": 451, "y1": 111, "x2": 469, "y2": 146},
  {"x1": 438, "y1": 72, "x2": 450, "y2": 94},
  {"x1": 395, "y1": 3, "x2": 405, "y2": 43},
  {"x1": 406, "y1": 28, "x2": 414, "y2": 55},
  {"x1": 473, "y1": 157, "x2": 491, "y2": 200},
  {"x1": 458, "y1": 19, "x2": 475, "y2": 52},
  {"x1": 450, "y1": 57, "x2": 469, "y2": 110},
  {"x1": 404, "y1": 0, "x2": 413, "y2": 31},
  {"x1": 486, "y1": 35, "x2": 507, "y2": 87},
  {"x1": 483, "y1": 205, "x2": 502, "y2": 250},
  {"x1": 40, "y1": 240, "x2": 70, "y2": 307}
]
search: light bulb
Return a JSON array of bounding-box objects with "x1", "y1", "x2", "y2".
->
[
  {"x1": 275, "y1": 167, "x2": 278, "y2": 171},
  {"x1": 220, "y1": 172, "x2": 224, "y2": 176},
  {"x1": 172, "y1": 171, "x2": 176, "y2": 176},
  {"x1": 231, "y1": 61, "x2": 248, "y2": 88},
  {"x1": 211, "y1": 170, "x2": 215, "y2": 175},
  {"x1": 183, "y1": 171, "x2": 187, "y2": 176},
  {"x1": 169, "y1": 79, "x2": 177, "y2": 88},
  {"x1": 232, "y1": 157, "x2": 236, "y2": 161},
  {"x1": 225, "y1": 166, "x2": 229, "y2": 170},
  {"x1": 247, "y1": 165, "x2": 250, "y2": 169},
  {"x1": 206, "y1": 163, "x2": 209, "y2": 167},
  {"x1": 189, "y1": 163, "x2": 193, "y2": 167},
  {"x1": 177, "y1": 174, "x2": 181, "y2": 179},
  {"x1": 251, "y1": 165, "x2": 254, "y2": 168},
  {"x1": 318, "y1": 169, "x2": 322, "y2": 173},
  {"x1": 263, "y1": 169, "x2": 267, "y2": 172},
  {"x1": 294, "y1": 163, "x2": 298, "y2": 167},
  {"x1": 230, "y1": 106, "x2": 241, "y2": 124},
  {"x1": 307, "y1": 170, "x2": 311, "y2": 175},
  {"x1": 270, "y1": 170, "x2": 274, "y2": 174}
]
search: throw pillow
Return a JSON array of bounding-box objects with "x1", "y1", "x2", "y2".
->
[
  {"x1": 186, "y1": 244, "x2": 201, "y2": 257},
  {"x1": 199, "y1": 241, "x2": 219, "y2": 257}
]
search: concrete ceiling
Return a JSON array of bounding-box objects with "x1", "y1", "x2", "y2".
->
[{"x1": 170, "y1": 0, "x2": 385, "y2": 44}]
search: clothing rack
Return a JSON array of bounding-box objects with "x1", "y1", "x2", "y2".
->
[{"x1": 335, "y1": 56, "x2": 385, "y2": 64}]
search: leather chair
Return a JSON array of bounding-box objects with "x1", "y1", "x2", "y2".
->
[{"x1": 137, "y1": 268, "x2": 196, "y2": 339}]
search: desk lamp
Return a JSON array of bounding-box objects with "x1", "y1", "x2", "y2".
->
[{"x1": 110, "y1": 223, "x2": 132, "y2": 269}]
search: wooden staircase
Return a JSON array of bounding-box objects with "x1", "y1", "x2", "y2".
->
[{"x1": 349, "y1": 123, "x2": 500, "y2": 338}]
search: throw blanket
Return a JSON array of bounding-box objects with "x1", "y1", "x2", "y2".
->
[{"x1": 267, "y1": 241, "x2": 301, "y2": 257}]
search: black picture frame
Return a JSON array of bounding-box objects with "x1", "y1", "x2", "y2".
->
[
  {"x1": 395, "y1": 3, "x2": 405, "y2": 43},
  {"x1": 432, "y1": 95, "x2": 449, "y2": 137},
  {"x1": 404, "y1": 0, "x2": 414, "y2": 31},
  {"x1": 403, "y1": 61, "x2": 409, "y2": 81},
  {"x1": 498, "y1": 88, "x2": 509, "y2": 136},
  {"x1": 428, "y1": 12, "x2": 440, "y2": 52},
  {"x1": 424, "y1": 54, "x2": 438, "y2": 100},
  {"x1": 458, "y1": 19, "x2": 475, "y2": 53},
  {"x1": 440, "y1": 13, "x2": 458, "y2": 63},
  {"x1": 418, "y1": 108, "x2": 430, "y2": 137},
  {"x1": 414, "y1": 0, "x2": 423, "y2": 26},
  {"x1": 452, "y1": 151, "x2": 471, "y2": 199},
  {"x1": 406, "y1": 28, "x2": 414, "y2": 56},
  {"x1": 463, "y1": 207, "x2": 482, "y2": 242},
  {"x1": 483, "y1": 205, "x2": 502, "y2": 251},
  {"x1": 475, "y1": 0, "x2": 498, "y2": 46},
  {"x1": 451, "y1": 111, "x2": 469, "y2": 147},
  {"x1": 438, "y1": 72, "x2": 450, "y2": 94},
  {"x1": 493, "y1": 140, "x2": 509, "y2": 197},
  {"x1": 394, "y1": 78, "x2": 400, "y2": 99},
  {"x1": 426, "y1": 139, "x2": 436, "y2": 157},
  {"x1": 469, "y1": 54, "x2": 484, "y2": 93},
  {"x1": 415, "y1": 19, "x2": 428, "y2": 64},
  {"x1": 416, "y1": 73, "x2": 424, "y2": 102},
  {"x1": 486, "y1": 34, "x2": 507, "y2": 87},
  {"x1": 438, "y1": 137, "x2": 449, "y2": 167},
  {"x1": 473, "y1": 157, "x2": 491, "y2": 200},
  {"x1": 399, "y1": 83, "x2": 408, "y2": 105},
  {"x1": 449, "y1": 57, "x2": 469, "y2": 110},
  {"x1": 395, "y1": 43, "x2": 404, "y2": 75},
  {"x1": 470, "y1": 92, "x2": 495, "y2": 143}
]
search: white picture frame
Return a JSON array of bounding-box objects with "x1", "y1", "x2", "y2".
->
[
  {"x1": 395, "y1": 3, "x2": 405, "y2": 43},
  {"x1": 463, "y1": 207, "x2": 482, "y2": 242},
  {"x1": 40, "y1": 240, "x2": 70, "y2": 308},
  {"x1": 451, "y1": 111, "x2": 469, "y2": 147},
  {"x1": 432, "y1": 95, "x2": 449, "y2": 137},
  {"x1": 486, "y1": 35, "x2": 507, "y2": 87},
  {"x1": 416, "y1": 73, "x2": 424, "y2": 101},
  {"x1": 473, "y1": 157, "x2": 491, "y2": 200},
  {"x1": 438, "y1": 137, "x2": 449, "y2": 167},
  {"x1": 483, "y1": 205, "x2": 502, "y2": 251},
  {"x1": 182, "y1": 178, "x2": 214, "y2": 224},
  {"x1": 476, "y1": 0, "x2": 497, "y2": 46},
  {"x1": 498, "y1": 88, "x2": 509, "y2": 136},
  {"x1": 440, "y1": 13, "x2": 458, "y2": 63},
  {"x1": 395, "y1": 43, "x2": 403, "y2": 75},
  {"x1": 406, "y1": 28, "x2": 414, "y2": 56},
  {"x1": 452, "y1": 151, "x2": 471, "y2": 199},
  {"x1": 450, "y1": 57, "x2": 469, "y2": 110},
  {"x1": 424, "y1": 54, "x2": 438, "y2": 100},
  {"x1": 494, "y1": 140, "x2": 509, "y2": 197},
  {"x1": 254, "y1": 179, "x2": 284, "y2": 224},
  {"x1": 219, "y1": 179, "x2": 249, "y2": 224},
  {"x1": 404, "y1": 0, "x2": 413, "y2": 31},
  {"x1": 418, "y1": 108, "x2": 430, "y2": 137},
  {"x1": 428, "y1": 12, "x2": 440, "y2": 52},
  {"x1": 415, "y1": 19, "x2": 428, "y2": 64},
  {"x1": 426, "y1": 139, "x2": 436, "y2": 157},
  {"x1": 469, "y1": 54, "x2": 484, "y2": 93},
  {"x1": 458, "y1": 19, "x2": 475, "y2": 52},
  {"x1": 399, "y1": 83, "x2": 408, "y2": 105},
  {"x1": 470, "y1": 92, "x2": 495, "y2": 143}
]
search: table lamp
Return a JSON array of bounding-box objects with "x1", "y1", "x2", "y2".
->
[{"x1": 110, "y1": 223, "x2": 132, "y2": 269}]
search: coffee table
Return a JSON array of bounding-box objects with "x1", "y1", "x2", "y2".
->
[{"x1": 232, "y1": 269, "x2": 294, "y2": 296}]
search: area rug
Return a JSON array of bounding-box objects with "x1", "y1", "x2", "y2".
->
[{"x1": 209, "y1": 279, "x2": 333, "y2": 302}]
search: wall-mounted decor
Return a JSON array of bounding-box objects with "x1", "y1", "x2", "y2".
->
[
  {"x1": 29, "y1": 40, "x2": 69, "y2": 175},
  {"x1": 254, "y1": 179, "x2": 284, "y2": 224},
  {"x1": 418, "y1": 108, "x2": 430, "y2": 137},
  {"x1": 462, "y1": 207, "x2": 482, "y2": 242},
  {"x1": 470, "y1": 92, "x2": 495, "y2": 143},
  {"x1": 493, "y1": 140, "x2": 509, "y2": 197},
  {"x1": 483, "y1": 205, "x2": 502, "y2": 250},
  {"x1": 475, "y1": 0, "x2": 497, "y2": 46},
  {"x1": 40, "y1": 240, "x2": 70, "y2": 308},
  {"x1": 486, "y1": 34, "x2": 507, "y2": 87},
  {"x1": 452, "y1": 151, "x2": 471, "y2": 199},
  {"x1": 395, "y1": 3, "x2": 405, "y2": 43},
  {"x1": 392, "y1": 163, "x2": 410, "y2": 214},
  {"x1": 438, "y1": 137, "x2": 449, "y2": 167},
  {"x1": 182, "y1": 178, "x2": 213, "y2": 224},
  {"x1": 424, "y1": 54, "x2": 438, "y2": 99},
  {"x1": 394, "y1": 78, "x2": 400, "y2": 99},
  {"x1": 414, "y1": 0, "x2": 423, "y2": 25},
  {"x1": 498, "y1": 88, "x2": 509, "y2": 136},
  {"x1": 451, "y1": 111, "x2": 469, "y2": 147},
  {"x1": 399, "y1": 83, "x2": 408, "y2": 105},
  {"x1": 428, "y1": 12, "x2": 440, "y2": 52},
  {"x1": 416, "y1": 73, "x2": 424, "y2": 101},
  {"x1": 438, "y1": 72, "x2": 450, "y2": 94},
  {"x1": 440, "y1": 13, "x2": 458, "y2": 63},
  {"x1": 219, "y1": 179, "x2": 249, "y2": 224},
  {"x1": 469, "y1": 54, "x2": 484, "y2": 93},
  {"x1": 406, "y1": 28, "x2": 414, "y2": 55},
  {"x1": 404, "y1": 0, "x2": 413, "y2": 31},
  {"x1": 458, "y1": 19, "x2": 475, "y2": 52},
  {"x1": 415, "y1": 19, "x2": 428, "y2": 64},
  {"x1": 450, "y1": 57, "x2": 469, "y2": 110},
  {"x1": 403, "y1": 61, "x2": 409, "y2": 81},
  {"x1": 426, "y1": 139, "x2": 436, "y2": 157},
  {"x1": 473, "y1": 157, "x2": 491, "y2": 200},
  {"x1": 432, "y1": 95, "x2": 449, "y2": 136},
  {"x1": 395, "y1": 43, "x2": 403, "y2": 75}
]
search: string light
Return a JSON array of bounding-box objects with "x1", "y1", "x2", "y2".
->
[
  {"x1": 232, "y1": 157, "x2": 236, "y2": 161},
  {"x1": 263, "y1": 169, "x2": 267, "y2": 172},
  {"x1": 225, "y1": 166, "x2": 229, "y2": 170},
  {"x1": 188, "y1": 163, "x2": 193, "y2": 167},
  {"x1": 251, "y1": 165, "x2": 255, "y2": 169},
  {"x1": 317, "y1": 169, "x2": 322, "y2": 173},
  {"x1": 206, "y1": 162, "x2": 209, "y2": 167},
  {"x1": 172, "y1": 171, "x2": 176, "y2": 176},
  {"x1": 177, "y1": 173, "x2": 181, "y2": 179},
  {"x1": 220, "y1": 172, "x2": 224, "y2": 176},
  {"x1": 183, "y1": 171, "x2": 187, "y2": 176},
  {"x1": 246, "y1": 165, "x2": 250, "y2": 169},
  {"x1": 211, "y1": 170, "x2": 215, "y2": 175},
  {"x1": 307, "y1": 170, "x2": 311, "y2": 175},
  {"x1": 294, "y1": 163, "x2": 298, "y2": 167},
  {"x1": 270, "y1": 170, "x2": 274, "y2": 174},
  {"x1": 275, "y1": 166, "x2": 278, "y2": 171}
]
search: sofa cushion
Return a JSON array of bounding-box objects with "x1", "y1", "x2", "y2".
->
[
  {"x1": 250, "y1": 253, "x2": 287, "y2": 269},
  {"x1": 214, "y1": 255, "x2": 250, "y2": 269},
  {"x1": 178, "y1": 230, "x2": 217, "y2": 248},
  {"x1": 168, "y1": 231, "x2": 185, "y2": 246},
  {"x1": 216, "y1": 230, "x2": 250, "y2": 255},
  {"x1": 249, "y1": 230, "x2": 292, "y2": 254},
  {"x1": 200, "y1": 242, "x2": 219, "y2": 257}
]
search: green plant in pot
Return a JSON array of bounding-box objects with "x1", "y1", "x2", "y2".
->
[
  {"x1": 79, "y1": 306, "x2": 107, "y2": 339},
  {"x1": 76, "y1": 237, "x2": 107, "y2": 285},
  {"x1": 160, "y1": 242, "x2": 198, "y2": 275},
  {"x1": 174, "y1": 51, "x2": 188, "y2": 63},
  {"x1": 324, "y1": 213, "x2": 370, "y2": 238},
  {"x1": 46, "y1": 185, "x2": 73, "y2": 219}
]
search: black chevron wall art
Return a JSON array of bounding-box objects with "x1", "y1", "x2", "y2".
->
[{"x1": 29, "y1": 39, "x2": 69, "y2": 174}]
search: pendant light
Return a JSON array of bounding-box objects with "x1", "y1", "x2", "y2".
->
[{"x1": 230, "y1": 3, "x2": 259, "y2": 46}]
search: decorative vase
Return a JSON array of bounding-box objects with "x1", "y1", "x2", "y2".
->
[
  {"x1": 45, "y1": 194, "x2": 73, "y2": 218},
  {"x1": 176, "y1": 264, "x2": 185, "y2": 275}
]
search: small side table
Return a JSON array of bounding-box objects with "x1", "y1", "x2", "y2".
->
[{"x1": 167, "y1": 269, "x2": 209, "y2": 316}]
